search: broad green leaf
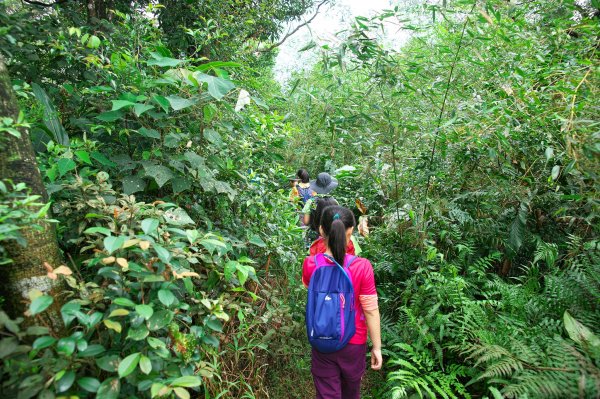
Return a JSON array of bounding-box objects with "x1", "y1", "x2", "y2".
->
[
  {"x1": 111, "y1": 100, "x2": 135, "y2": 111},
  {"x1": 153, "y1": 244, "x2": 171, "y2": 263},
  {"x1": 202, "y1": 334, "x2": 219, "y2": 348},
  {"x1": 195, "y1": 61, "x2": 242, "y2": 72},
  {"x1": 84, "y1": 227, "x2": 111, "y2": 236},
  {"x1": 153, "y1": 95, "x2": 170, "y2": 113},
  {"x1": 135, "y1": 304, "x2": 154, "y2": 320},
  {"x1": 75, "y1": 150, "x2": 92, "y2": 165},
  {"x1": 148, "y1": 53, "x2": 183, "y2": 67},
  {"x1": 174, "y1": 387, "x2": 190, "y2": 399},
  {"x1": 30, "y1": 295, "x2": 53, "y2": 315},
  {"x1": 97, "y1": 377, "x2": 120, "y2": 399},
  {"x1": 171, "y1": 375, "x2": 202, "y2": 388},
  {"x1": 103, "y1": 319, "x2": 122, "y2": 333},
  {"x1": 203, "y1": 128, "x2": 223, "y2": 146},
  {"x1": 134, "y1": 103, "x2": 155, "y2": 116},
  {"x1": 96, "y1": 355, "x2": 121, "y2": 373},
  {"x1": 138, "y1": 127, "x2": 161, "y2": 139},
  {"x1": 96, "y1": 355, "x2": 120, "y2": 372},
  {"x1": 57, "y1": 158, "x2": 76, "y2": 176},
  {"x1": 151, "y1": 383, "x2": 168, "y2": 398},
  {"x1": 158, "y1": 289, "x2": 176, "y2": 307},
  {"x1": 186, "y1": 229, "x2": 200, "y2": 244},
  {"x1": 56, "y1": 337, "x2": 76, "y2": 355},
  {"x1": 78, "y1": 377, "x2": 101, "y2": 393},
  {"x1": 96, "y1": 110, "x2": 124, "y2": 122},
  {"x1": 141, "y1": 218, "x2": 159, "y2": 235},
  {"x1": 564, "y1": 311, "x2": 600, "y2": 349},
  {"x1": 147, "y1": 337, "x2": 166, "y2": 349},
  {"x1": 172, "y1": 177, "x2": 192, "y2": 194},
  {"x1": 248, "y1": 234, "x2": 266, "y2": 248},
  {"x1": 56, "y1": 370, "x2": 75, "y2": 393},
  {"x1": 166, "y1": 95, "x2": 197, "y2": 111},
  {"x1": 127, "y1": 324, "x2": 149, "y2": 341},
  {"x1": 205, "y1": 317, "x2": 223, "y2": 332},
  {"x1": 113, "y1": 297, "x2": 136, "y2": 308},
  {"x1": 108, "y1": 308, "x2": 129, "y2": 318},
  {"x1": 61, "y1": 302, "x2": 81, "y2": 326},
  {"x1": 193, "y1": 72, "x2": 235, "y2": 100},
  {"x1": 79, "y1": 344, "x2": 105, "y2": 357},
  {"x1": 104, "y1": 236, "x2": 125, "y2": 254},
  {"x1": 144, "y1": 165, "x2": 174, "y2": 187},
  {"x1": 164, "y1": 208, "x2": 195, "y2": 226},
  {"x1": 147, "y1": 310, "x2": 173, "y2": 331},
  {"x1": 87, "y1": 35, "x2": 101, "y2": 48},
  {"x1": 118, "y1": 352, "x2": 141, "y2": 378},
  {"x1": 140, "y1": 355, "x2": 152, "y2": 375},
  {"x1": 122, "y1": 175, "x2": 146, "y2": 195},
  {"x1": 32, "y1": 336, "x2": 56, "y2": 350},
  {"x1": 91, "y1": 151, "x2": 117, "y2": 167}
]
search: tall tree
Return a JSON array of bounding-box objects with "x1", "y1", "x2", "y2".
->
[{"x1": 0, "y1": 57, "x2": 62, "y2": 318}]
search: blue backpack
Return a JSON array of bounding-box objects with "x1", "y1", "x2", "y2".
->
[
  {"x1": 306, "y1": 253, "x2": 357, "y2": 353},
  {"x1": 297, "y1": 185, "x2": 313, "y2": 204}
]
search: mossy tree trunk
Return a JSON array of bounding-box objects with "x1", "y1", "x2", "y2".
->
[{"x1": 0, "y1": 57, "x2": 62, "y2": 320}]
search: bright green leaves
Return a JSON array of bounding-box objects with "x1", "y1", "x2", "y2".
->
[
  {"x1": 139, "y1": 355, "x2": 152, "y2": 375},
  {"x1": 564, "y1": 311, "x2": 600, "y2": 350},
  {"x1": 166, "y1": 95, "x2": 197, "y2": 111},
  {"x1": 194, "y1": 72, "x2": 235, "y2": 100},
  {"x1": 104, "y1": 236, "x2": 125, "y2": 254},
  {"x1": 135, "y1": 304, "x2": 154, "y2": 320},
  {"x1": 143, "y1": 164, "x2": 174, "y2": 188},
  {"x1": 133, "y1": 103, "x2": 154, "y2": 116},
  {"x1": 56, "y1": 370, "x2": 76, "y2": 392},
  {"x1": 171, "y1": 376, "x2": 202, "y2": 388},
  {"x1": 157, "y1": 289, "x2": 176, "y2": 307},
  {"x1": 147, "y1": 52, "x2": 183, "y2": 67},
  {"x1": 118, "y1": 352, "x2": 141, "y2": 378},
  {"x1": 97, "y1": 377, "x2": 120, "y2": 399},
  {"x1": 32, "y1": 336, "x2": 56, "y2": 350},
  {"x1": 78, "y1": 377, "x2": 101, "y2": 393},
  {"x1": 153, "y1": 95, "x2": 170, "y2": 113},
  {"x1": 111, "y1": 100, "x2": 136, "y2": 111},
  {"x1": 29, "y1": 295, "x2": 53, "y2": 316},
  {"x1": 141, "y1": 218, "x2": 159, "y2": 235},
  {"x1": 203, "y1": 128, "x2": 223, "y2": 146},
  {"x1": 57, "y1": 158, "x2": 76, "y2": 176}
]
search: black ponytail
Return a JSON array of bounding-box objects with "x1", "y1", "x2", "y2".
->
[
  {"x1": 297, "y1": 168, "x2": 309, "y2": 183},
  {"x1": 320, "y1": 206, "x2": 355, "y2": 266},
  {"x1": 309, "y1": 196, "x2": 338, "y2": 232}
]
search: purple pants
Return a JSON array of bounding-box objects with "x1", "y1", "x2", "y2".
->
[{"x1": 311, "y1": 344, "x2": 367, "y2": 399}]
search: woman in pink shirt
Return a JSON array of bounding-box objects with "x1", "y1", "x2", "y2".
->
[{"x1": 302, "y1": 206, "x2": 382, "y2": 398}]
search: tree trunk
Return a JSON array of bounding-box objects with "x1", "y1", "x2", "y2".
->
[{"x1": 0, "y1": 57, "x2": 62, "y2": 320}]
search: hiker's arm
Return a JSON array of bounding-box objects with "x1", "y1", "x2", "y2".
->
[{"x1": 364, "y1": 307, "x2": 382, "y2": 370}]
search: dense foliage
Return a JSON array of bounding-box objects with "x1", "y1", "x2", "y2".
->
[
  {"x1": 283, "y1": 0, "x2": 600, "y2": 398},
  {"x1": 0, "y1": 0, "x2": 598, "y2": 398},
  {"x1": 0, "y1": 1, "x2": 308, "y2": 398}
]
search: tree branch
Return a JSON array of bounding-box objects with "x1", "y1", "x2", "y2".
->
[{"x1": 259, "y1": 0, "x2": 328, "y2": 53}]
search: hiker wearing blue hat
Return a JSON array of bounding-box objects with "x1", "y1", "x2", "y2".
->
[{"x1": 309, "y1": 172, "x2": 338, "y2": 194}]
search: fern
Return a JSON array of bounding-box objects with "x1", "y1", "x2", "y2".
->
[{"x1": 384, "y1": 343, "x2": 471, "y2": 399}]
